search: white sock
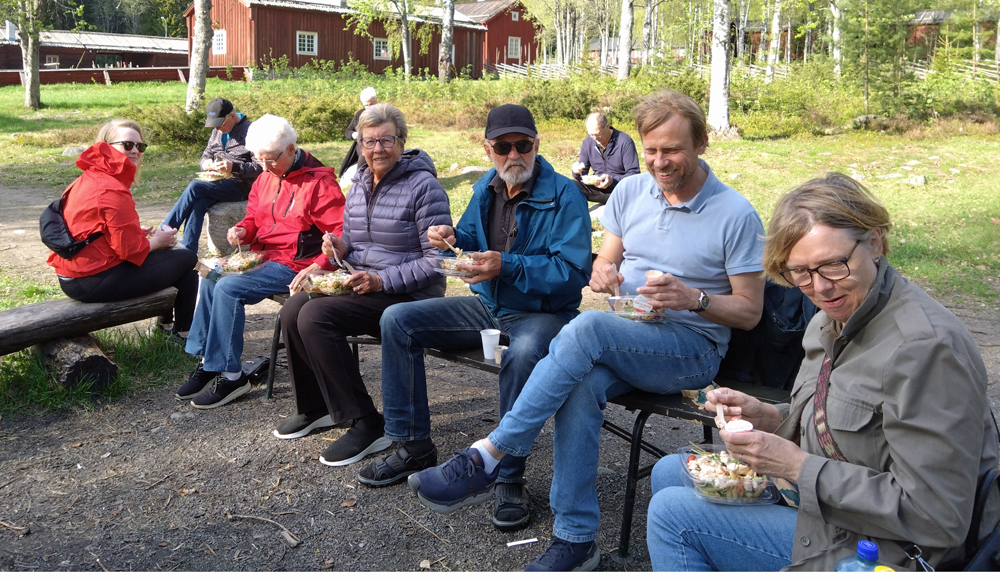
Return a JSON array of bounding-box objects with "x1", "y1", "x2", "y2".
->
[
  {"x1": 222, "y1": 371, "x2": 243, "y2": 381},
  {"x1": 472, "y1": 440, "x2": 501, "y2": 473}
]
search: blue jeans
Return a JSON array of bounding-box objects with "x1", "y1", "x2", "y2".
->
[
  {"x1": 380, "y1": 295, "x2": 572, "y2": 484},
  {"x1": 162, "y1": 178, "x2": 247, "y2": 253},
  {"x1": 185, "y1": 261, "x2": 296, "y2": 373},
  {"x1": 647, "y1": 455, "x2": 796, "y2": 571},
  {"x1": 485, "y1": 310, "x2": 722, "y2": 543}
]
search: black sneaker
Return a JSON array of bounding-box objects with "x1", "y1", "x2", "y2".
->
[
  {"x1": 319, "y1": 416, "x2": 390, "y2": 467},
  {"x1": 175, "y1": 363, "x2": 219, "y2": 401},
  {"x1": 190, "y1": 373, "x2": 251, "y2": 409},
  {"x1": 357, "y1": 444, "x2": 438, "y2": 487},
  {"x1": 273, "y1": 410, "x2": 335, "y2": 440},
  {"x1": 524, "y1": 539, "x2": 600, "y2": 572},
  {"x1": 492, "y1": 482, "x2": 530, "y2": 530}
]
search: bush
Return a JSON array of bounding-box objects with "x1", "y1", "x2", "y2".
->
[{"x1": 119, "y1": 103, "x2": 210, "y2": 150}]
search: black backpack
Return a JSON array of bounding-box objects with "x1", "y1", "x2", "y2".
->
[{"x1": 40, "y1": 186, "x2": 103, "y2": 259}]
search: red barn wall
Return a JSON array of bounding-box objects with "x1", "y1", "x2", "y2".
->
[{"x1": 482, "y1": 7, "x2": 538, "y2": 68}]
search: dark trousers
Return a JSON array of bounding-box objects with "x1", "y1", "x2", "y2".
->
[
  {"x1": 573, "y1": 179, "x2": 613, "y2": 204},
  {"x1": 58, "y1": 248, "x2": 199, "y2": 332},
  {"x1": 280, "y1": 290, "x2": 415, "y2": 423}
]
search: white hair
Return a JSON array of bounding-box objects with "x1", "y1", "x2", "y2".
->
[
  {"x1": 360, "y1": 86, "x2": 377, "y2": 103},
  {"x1": 245, "y1": 114, "x2": 297, "y2": 156}
]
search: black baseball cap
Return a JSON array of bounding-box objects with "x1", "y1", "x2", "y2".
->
[
  {"x1": 205, "y1": 98, "x2": 234, "y2": 127},
  {"x1": 485, "y1": 104, "x2": 537, "y2": 140}
]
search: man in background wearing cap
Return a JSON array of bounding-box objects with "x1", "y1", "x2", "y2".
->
[
  {"x1": 355, "y1": 104, "x2": 592, "y2": 533},
  {"x1": 161, "y1": 98, "x2": 262, "y2": 254}
]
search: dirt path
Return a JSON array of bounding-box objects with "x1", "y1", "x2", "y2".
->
[{"x1": 0, "y1": 183, "x2": 997, "y2": 572}]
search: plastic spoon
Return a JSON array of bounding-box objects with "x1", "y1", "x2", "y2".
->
[
  {"x1": 326, "y1": 231, "x2": 357, "y2": 274},
  {"x1": 715, "y1": 401, "x2": 727, "y2": 430}
]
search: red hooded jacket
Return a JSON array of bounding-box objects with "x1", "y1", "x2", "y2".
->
[
  {"x1": 47, "y1": 142, "x2": 150, "y2": 278},
  {"x1": 236, "y1": 150, "x2": 345, "y2": 271}
]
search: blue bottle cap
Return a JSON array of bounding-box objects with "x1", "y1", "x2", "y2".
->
[{"x1": 858, "y1": 540, "x2": 879, "y2": 561}]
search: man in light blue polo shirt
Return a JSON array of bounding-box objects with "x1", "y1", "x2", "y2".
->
[{"x1": 407, "y1": 89, "x2": 766, "y2": 571}]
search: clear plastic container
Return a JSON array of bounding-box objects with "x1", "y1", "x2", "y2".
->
[
  {"x1": 434, "y1": 253, "x2": 478, "y2": 277},
  {"x1": 605, "y1": 295, "x2": 667, "y2": 322},
  {"x1": 834, "y1": 540, "x2": 880, "y2": 572},
  {"x1": 303, "y1": 271, "x2": 354, "y2": 296},
  {"x1": 678, "y1": 444, "x2": 779, "y2": 505}
]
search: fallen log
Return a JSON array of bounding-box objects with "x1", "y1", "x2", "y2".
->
[{"x1": 33, "y1": 335, "x2": 118, "y2": 391}]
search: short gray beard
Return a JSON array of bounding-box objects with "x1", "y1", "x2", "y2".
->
[{"x1": 497, "y1": 158, "x2": 532, "y2": 186}]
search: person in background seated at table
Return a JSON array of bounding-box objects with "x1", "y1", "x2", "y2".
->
[
  {"x1": 161, "y1": 98, "x2": 262, "y2": 255},
  {"x1": 272, "y1": 104, "x2": 451, "y2": 468},
  {"x1": 571, "y1": 112, "x2": 640, "y2": 205},
  {"x1": 176, "y1": 114, "x2": 345, "y2": 409},
  {"x1": 339, "y1": 87, "x2": 378, "y2": 186},
  {"x1": 48, "y1": 119, "x2": 198, "y2": 344},
  {"x1": 357, "y1": 104, "x2": 592, "y2": 534},
  {"x1": 644, "y1": 173, "x2": 999, "y2": 571},
  {"x1": 407, "y1": 89, "x2": 766, "y2": 571}
]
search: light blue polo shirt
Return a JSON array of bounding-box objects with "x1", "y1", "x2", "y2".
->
[{"x1": 600, "y1": 160, "x2": 765, "y2": 352}]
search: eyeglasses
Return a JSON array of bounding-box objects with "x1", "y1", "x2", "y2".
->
[
  {"x1": 779, "y1": 240, "x2": 861, "y2": 288},
  {"x1": 490, "y1": 140, "x2": 534, "y2": 156},
  {"x1": 110, "y1": 140, "x2": 148, "y2": 153},
  {"x1": 254, "y1": 151, "x2": 284, "y2": 167},
  {"x1": 360, "y1": 136, "x2": 398, "y2": 150}
]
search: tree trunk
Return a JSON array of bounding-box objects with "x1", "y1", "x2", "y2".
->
[
  {"x1": 830, "y1": 0, "x2": 842, "y2": 79},
  {"x1": 617, "y1": 0, "x2": 633, "y2": 81},
  {"x1": 765, "y1": 0, "x2": 782, "y2": 83},
  {"x1": 400, "y1": 0, "x2": 412, "y2": 77},
  {"x1": 708, "y1": 0, "x2": 731, "y2": 132},
  {"x1": 186, "y1": 0, "x2": 213, "y2": 113},
  {"x1": 35, "y1": 335, "x2": 118, "y2": 392},
  {"x1": 14, "y1": 0, "x2": 45, "y2": 109},
  {"x1": 438, "y1": 0, "x2": 454, "y2": 82},
  {"x1": 642, "y1": 0, "x2": 653, "y2": 66},
  {"x1": 803, "y1": 3, "x2": 812, "y2": 63},
  {"x1": 785, "y1": 17, "x2": 790, "y2": 65},
  {"x1": 972, "y1": 0, "x2": 981, "y2": 79},
  {"x1": 995, "y1": 7, "x2": 1000, "y2": 78},
  {"x1": 737, "y1": 0, "x2": 750, "y2": 66}
]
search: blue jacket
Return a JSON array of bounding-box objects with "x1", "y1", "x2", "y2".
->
[
  {"x1": 344, "y1": 149, "x2": 452, "y2": 300},
  {"x1": 577, "y1": 127, "x2": 640, "y2": 188},
  {"x1": 454, "y1": 155, "x2": 592, "y2": 317}
]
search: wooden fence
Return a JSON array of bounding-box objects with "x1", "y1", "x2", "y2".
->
[
  {"x1": 908, "y1": 59, "x2": 1000, "y2": 82},
  {"x1": 0, "y1": 66, "x2": 247, "y2": 87}
]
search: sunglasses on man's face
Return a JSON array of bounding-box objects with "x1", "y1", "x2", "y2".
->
[
  {"x1": 490, "y1": 140, "x2": 534, "y2": 156},
  {"x1": 111, "y1": 140, "x2": 148, "y2": 153}
]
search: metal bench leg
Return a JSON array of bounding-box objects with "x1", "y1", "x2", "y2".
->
[
  {"x1": 614, "y1": 409, "x2": 653, "y2": 563},
  {"x1": 703, "y1": 423, "x2": 714, "y2": 444},
  {"x1": 352, "y1": 341, "x2": 359, "y2": 365},
  {"x1": 264, "y1": 312, "x2": 281, "y2": 400}
]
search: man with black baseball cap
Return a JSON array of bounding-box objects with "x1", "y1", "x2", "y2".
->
[
  {"x1": 160, "y1": 97, "x2": 262, "y2": 254},
  {"x1": 357, "y1": 104, "x2": 592, "y2": 534}
]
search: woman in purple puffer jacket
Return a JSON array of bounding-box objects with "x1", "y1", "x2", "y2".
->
[{"x1": 273, "y1": 104, "x2": 452, "y2": 468}]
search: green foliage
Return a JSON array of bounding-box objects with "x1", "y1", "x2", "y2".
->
[{"x1": 118, "y1": 103, "x2": 209, "y2": 149}]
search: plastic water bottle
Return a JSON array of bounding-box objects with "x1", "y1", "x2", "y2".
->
[{"x1": 834, "y1": 540, "x2": 880, "y2": 572}]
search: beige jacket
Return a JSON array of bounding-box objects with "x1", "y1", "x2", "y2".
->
[{"x1": 774, "y1": 261, "x2": 999, "y2": 571}]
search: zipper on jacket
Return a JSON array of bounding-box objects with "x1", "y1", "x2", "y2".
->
[{"x1": 283, "y1": 189, "x2": 296, "y2": 217}]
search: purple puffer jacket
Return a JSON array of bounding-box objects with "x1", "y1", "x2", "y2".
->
[{"x1": 341, "y1": 149, "x2": 451, "y2": 300}]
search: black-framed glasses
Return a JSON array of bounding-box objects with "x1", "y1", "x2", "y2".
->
[
  {"x1": 490, "y1": 140, "x2": 534, "y2": 156},
  {"x1": 779, "y1": 240, "x2": 861, "y2": 288},
  {"x1": 360, "y1": 136, "x2": 398, "y2": 150},
  {"x1": 254, "y1": 151, "x2": 284, "y2": 166},
  {"x1": 110, "y1": 140, "x2": 148, "y2": 153}
]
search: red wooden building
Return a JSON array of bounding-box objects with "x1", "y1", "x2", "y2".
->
[
  {"x1": 1, "y1": 22, "x2": 188, "y2": 70},
  {"x1": 184, "y1": 0, "x2": 487, "y2": 77},
  {"x1": 455, "y1": 0, "x2": 540, "y2": 69}
]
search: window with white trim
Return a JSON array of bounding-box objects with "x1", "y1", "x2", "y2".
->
[
  {"x1": 507, "y1": 36, "x2": 520, "y2": 59},
  {"x1": 212, "y1": 30, "x2": 226, "y2": 55},
  {"x1": 511, "y1": 11, "x2": 519, "y2": 21},
  {"x1": 374, "y1": 38, "x2": 390, "y2": 60},
  {"x1": 297, "y1": 31, "x2": 318, "y2": 55},
  {"x1": 45, "y1": 55, "x2": 59, "y2": 65}
]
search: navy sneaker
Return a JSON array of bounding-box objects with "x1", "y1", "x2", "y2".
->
[
  {"x1": 524, "y1": 539, "x2": 600, "y2": 572},
  {"x1": 407, "y1": 448, "x2": 499, "y2": 514}
]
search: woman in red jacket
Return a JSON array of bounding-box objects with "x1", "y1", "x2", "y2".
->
[{"x1": 48, "y1": 119, "x2": 198, "y2": 341}]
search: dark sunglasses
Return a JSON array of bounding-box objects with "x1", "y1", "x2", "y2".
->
[
  {"x1": 111, "y1": 140, "x2": 148, "y2": 153},
  {"x1": 490, "y1": 140, "x2": 534, "y2": 155}
]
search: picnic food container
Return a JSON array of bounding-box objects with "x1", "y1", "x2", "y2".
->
[
  {"x1": 580, "y1": 174, "x2": 602, "y2": 185},
  {"x1": 303, "y1": 271, "x2": 354, "y2": 297},
  {"x1": 434, "y1": 253, "x2": 478, "y2": 277},
  {"x1": 605, "y1": 295, "x2": 666, "y2": 322},
  {"x1": 197, "y1": 251, "x2": 267, "y2": 281},
  {"x1": 195, "y1": 170, "x2": 226, "y2": 181},
  {"x1": 678, "y1": 444, "x2": 779, "y2": 505}
]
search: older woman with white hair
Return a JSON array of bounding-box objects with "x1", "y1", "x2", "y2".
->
[{"x1": 176, "y1": 114, "x2": 346, "y2": 409}]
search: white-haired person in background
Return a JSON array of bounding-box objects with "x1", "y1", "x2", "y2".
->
[
  {"x1": 339, "y1": 86, "x2": 378, "y2": 186},
  {"x1": 176, "y1": 114, "x2": 346, "y2": 409}
]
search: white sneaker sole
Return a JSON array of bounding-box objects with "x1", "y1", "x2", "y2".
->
[
  {"x1": 319, "y1": 436, "x2": 391, "y2": 467},
  {"x1": 190, "y1": 381, "x2": 251, "y2": 409},
  {"x1": 272, "y1": 414, "x2": 335, "y2": 440}
]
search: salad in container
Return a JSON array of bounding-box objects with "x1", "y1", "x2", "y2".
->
[
  {"x1": 198, "y1": 250, "x2": 268, "y2": 280},
  {"x1": 678, "y1": 444, "x2": 779, "y2": 505},
  {"x1": 303, "y1": 271, "x2": 354, "y2": 297},
  {"x1": 434, "y1": 251, "x2": 479, "y2": 278},
  {"x1": 606, "y1": 295, "x2": 666, "y2": 322}
]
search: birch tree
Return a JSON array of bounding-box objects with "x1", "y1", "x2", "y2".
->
[
  {"x1": 617, "y1": 0, "x2": 633, "y2": 80},
  {"x1": 1, "y1": 0, "x2": 47, "y2": 108},
  {"x1": 348, "y1": 0, "x2": 435, "y2": 78},
  {"x1": 707, "y1": 0, "x2": 730, "y2": 131},
  {"x1": 185, "y1": 0, "x2": 211, "y2": 112},
  {"x1": 765, "y1": 0, "x2": 782, "y2": 83},
  {"x1": 830, "y1": 0, "x2": 842, "y2": 79},
  {"x1": 438, "y1": 0, "x2": 453, "y2": 82}
]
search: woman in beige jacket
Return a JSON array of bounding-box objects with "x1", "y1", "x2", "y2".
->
[{"x1": 646, "y1": 173, "x2": 999, "y2": 571}]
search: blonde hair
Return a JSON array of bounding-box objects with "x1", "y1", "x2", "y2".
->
[
  {"x1": 763, "y1": 173, "x2": 892, "y2": 286},
  {"x1": 631, "y1": 89, "x2": 708, "y2": 148},
  {"x1": 96, "y1": 119, "x2": 145, "y2": 182}
]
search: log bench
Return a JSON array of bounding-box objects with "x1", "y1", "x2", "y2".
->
[{"x1": 0, "y1": 287, "x2": 178, "y2": 388}]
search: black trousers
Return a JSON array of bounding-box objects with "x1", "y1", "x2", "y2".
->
[
  {"x1": 574, "y1": 179, "x2": 613, "y2": 204},
  {"x1": 280, "y1": 290, "x2": 415, "y2": 423},
  {"x1": 59, "y1": 248, "x2": 199, "y2": 332}
]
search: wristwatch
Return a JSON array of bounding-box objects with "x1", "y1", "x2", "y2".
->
[{"x1": 692, "y1": 290, "x2": 710, "y2": 313}]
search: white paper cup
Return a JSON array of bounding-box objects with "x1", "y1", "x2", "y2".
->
[
  {"x1": 494, "y1": 345, "x2": 508, "y2": 365},
  {"x1": 481, "y1": 329, "x2": 501, "y2": 360}
]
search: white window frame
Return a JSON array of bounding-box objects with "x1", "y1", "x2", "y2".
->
[
  {"x1": 507, "y1": 36, "x2": 521, "y2": 59},
  {"x1": 374, "y1": 37, "x2": 390, "y2": 60},
  {"x1": 45, "y1": 55, "x2": 59, "y2": 65},
  {"x1": 212, "y1": 29, "x2": 227, "y2": 55},
  {"x1": 296, "y1": 31, "x2": 318, "y2": 56},
  {"x1": 511, "y1": 11, "x2": 519, "y2": 21}
]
